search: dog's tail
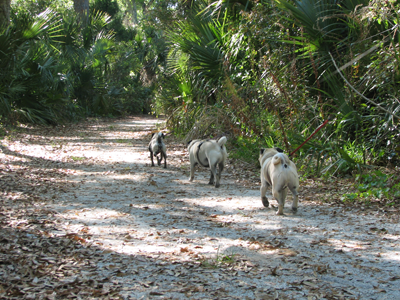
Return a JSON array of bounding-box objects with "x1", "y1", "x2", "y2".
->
[
  {"x1": 217, "y1": 136, "x2": 227, "y2": 147},
  {"x1": 272, "y1": 153, "x2": 290, "y2": 167},
  {"x1": 272, "y1": 155, "x2": 281, "y2": 165}
]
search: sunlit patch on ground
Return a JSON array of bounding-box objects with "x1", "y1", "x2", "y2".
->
[{"x1": 1, "y1": 116, "x2": 399, "y2": 299}]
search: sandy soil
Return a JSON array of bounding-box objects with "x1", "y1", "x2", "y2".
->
[{"x1": 1, "y1": 116, "x2": 399, "y2": 300}]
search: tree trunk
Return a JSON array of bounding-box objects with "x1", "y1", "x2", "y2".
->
[
  {"x1": 126, "y1": 0, "x2": 138, "y2": 25},
  {"x1": 0, "y1": 0, "x2": 11, "y2": 28},
  {"x1": 73, "y1": 0, "x2": 89, "y2": 25},
  {"x1": 132, "y1": 0, "x2": 137, "y2": 25}
]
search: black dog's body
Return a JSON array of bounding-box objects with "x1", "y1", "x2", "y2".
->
[{"x1": 148, "y1": 132, "x2": 167, "y2": 168}]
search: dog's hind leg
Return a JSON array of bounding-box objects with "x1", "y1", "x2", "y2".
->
[
  {"x1": 260, "y1": 180, "x2": 269, "y2": 207},
  {"x1": 209, "y1": 162, "x2": 224, "y2": 186},
  {"x1": 189, "y1": 162, "x2": 196, "y2": 182},
  {"x1": 150, "y1": 151, "x2": 155, "y2": 167},
  {"x1": 208, "y1": 171, "x2": 215, "y2": 185},
  {"x1": 210, "y1": 163, "x2": 219, "y2": 187},
  {"x1": 217, "y1": 161, "x2": 224, "y2": 183},
  {"x1": 289, "y1": 186, "x2": 299, "y2": 213},
  {"x1": 162, "y1": 151, "x2": 167, "y2": 168},
  {"x1": 161, "y1": 144, "x2": 167, "y2": 168},
  {"x1": 273, "y1": 188, "x2": 288, "y2": 215}
]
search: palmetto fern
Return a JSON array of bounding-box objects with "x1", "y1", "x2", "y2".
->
[
  {"x1": 0, "y1": 9, "x2": 64, "y2": 124},
  {"x1": 0, "y1": 7, "x2": 118, "y2": 124}
]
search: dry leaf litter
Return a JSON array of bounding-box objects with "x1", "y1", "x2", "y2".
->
[{"x1": 0, "y1": 116, "x2": 399, "y2": 300}]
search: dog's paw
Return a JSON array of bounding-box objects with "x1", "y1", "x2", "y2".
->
[
  {"x1": 291, "y1": 207, "x2": 298, "y2": 213},
  {"x1": 261, "y1": 197, "x2": 269, "y2": 207},
  {"x1": 276, "y1": 205, "x2": 284, "y2": 215}
]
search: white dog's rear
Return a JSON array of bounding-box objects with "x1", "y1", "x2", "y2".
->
[
  {"x1": 188, "y1": 136, "x2": 228, "y2": 188},
  {"x1": 259, "y1": 149, "x2": 299, "y2": 215}
]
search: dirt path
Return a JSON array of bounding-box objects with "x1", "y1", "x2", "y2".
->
[{"x1": 1, "y1": 116, "x2": 399, "y2": 299}]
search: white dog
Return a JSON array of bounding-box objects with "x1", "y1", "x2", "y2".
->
[
  {"x1": 187, "y1": 136, "x2": 228, "y2": 188},
  {"x1": 259, "y1": 148, "x2": 299, "y2": 215},
  {"x1": 148, "y1": 132, "x2": 167, "y2": 168}
]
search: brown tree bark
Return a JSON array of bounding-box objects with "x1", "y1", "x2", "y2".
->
[{"x1": 0, "y1": 0, "x2": 11, "y2": 28}]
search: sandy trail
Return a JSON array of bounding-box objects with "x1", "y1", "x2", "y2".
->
[{"x1": 1, "y1": 116, "x2": 399, "y2": 299}]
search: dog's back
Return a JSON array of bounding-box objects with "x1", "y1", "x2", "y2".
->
[
  {"x1": 270, "y1": 153, "x2": 298, "y2": 188},
  {"x1": 208, "y1": 136, "x2": 227, "y2": 164},
  {"x1": 187, "y1": 136, "x2": 228, "y2": 187},
  {"x1": 259, "y1": 147, "x2": 281, "y2": 167},
  {"x1": 156, "y1": 132, "x2": 163, "y2": 145},
  {"x1": 149, "y1": 132, "x2": 166, "y2": 153},
  {"x1": 259, "y1": 150, "x2": 299, "y2": 214}
]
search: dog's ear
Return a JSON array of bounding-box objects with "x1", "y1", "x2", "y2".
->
[
  {"x1": 260, "y1": 148, "x2": 265, "y2": 155},
  {"x1": 187, "y1": 140, "x2": 192, "y2": 146},
  {"x1": 275, "y1": 147, "x2": 284, "y2": 153},
  {"x1": 151, "y1": 133, "x2": 155, "y2": 137}
]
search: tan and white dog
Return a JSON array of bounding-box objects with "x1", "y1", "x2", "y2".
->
[
  {"x1": 187, "y1": 137, "x2": 228, "y2": 188},
  {"x1": 148, "y1": 132, "x2": 167, "y2": 168},
  {"x1": 259, "y1": 148, "x2": 299, "y2": 215}
]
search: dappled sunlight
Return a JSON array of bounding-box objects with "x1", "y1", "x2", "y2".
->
[{"x1": 2, "y1": 116, "x2": 399, "y2": 299}]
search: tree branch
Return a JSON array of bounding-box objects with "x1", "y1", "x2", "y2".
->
[{"x1": 328, "y1": 51, "x2": 400, "y2": 121}]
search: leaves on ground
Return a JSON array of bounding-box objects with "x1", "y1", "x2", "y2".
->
[{"x1": 0, "y1": 116, "x2": 399, "y2": 299}]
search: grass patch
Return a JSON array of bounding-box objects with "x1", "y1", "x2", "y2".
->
[
  {"x1": 70, "y1": 156, "x2": 86, "y2": 161},
  {"x1": 199, "y1": 248, "x2": 237, "y2": 269},
  {"x1": 341, "y1": 170, "x2": 400, "y2": 205},
  {"x1": 116, "y1": 139, "x2": 129, "y2": 143}
]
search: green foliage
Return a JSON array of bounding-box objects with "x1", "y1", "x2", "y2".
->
[
  {"x1": 0, "y1": 8, "x2": 66, "y2": 124},
  {"x1": 2, "y1": 0, "x2": 400, "y2": 176},
  {"x1": 229, "y1": 135, "x2": 278, "y2": 165},
  {"x1": 170, "y1": 0, "x2": 400, "y2": 176},
  {"x1": 166, "y1": 7, "x2": 226, "y2": 104},
  {"x1": 199, "y1": 247, "x2": 237, "y2": 269},
  {"x1": 341, "y1": 170, "x2": 400, "y2": 204},
  {"x1": 70, "y1": 156, "x2": 86, "y2": 161},
  {"x1": 91, "y1": 0, "x2": 136, "y2": 41},
  {"x1": 2, "y1": 0, "x2": 165, "y2": 124},
  {"x1": 0, "y1": 119, "x2": 5, "y2": 138}
]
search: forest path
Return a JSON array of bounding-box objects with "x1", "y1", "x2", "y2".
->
[{"x1": 1, "y1": 116, "x2": 399, "y2": 299}]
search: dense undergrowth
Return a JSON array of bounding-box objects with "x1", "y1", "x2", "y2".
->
[{"x1": 1, "y1": 1, "x2": 399, "y2": 205}]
